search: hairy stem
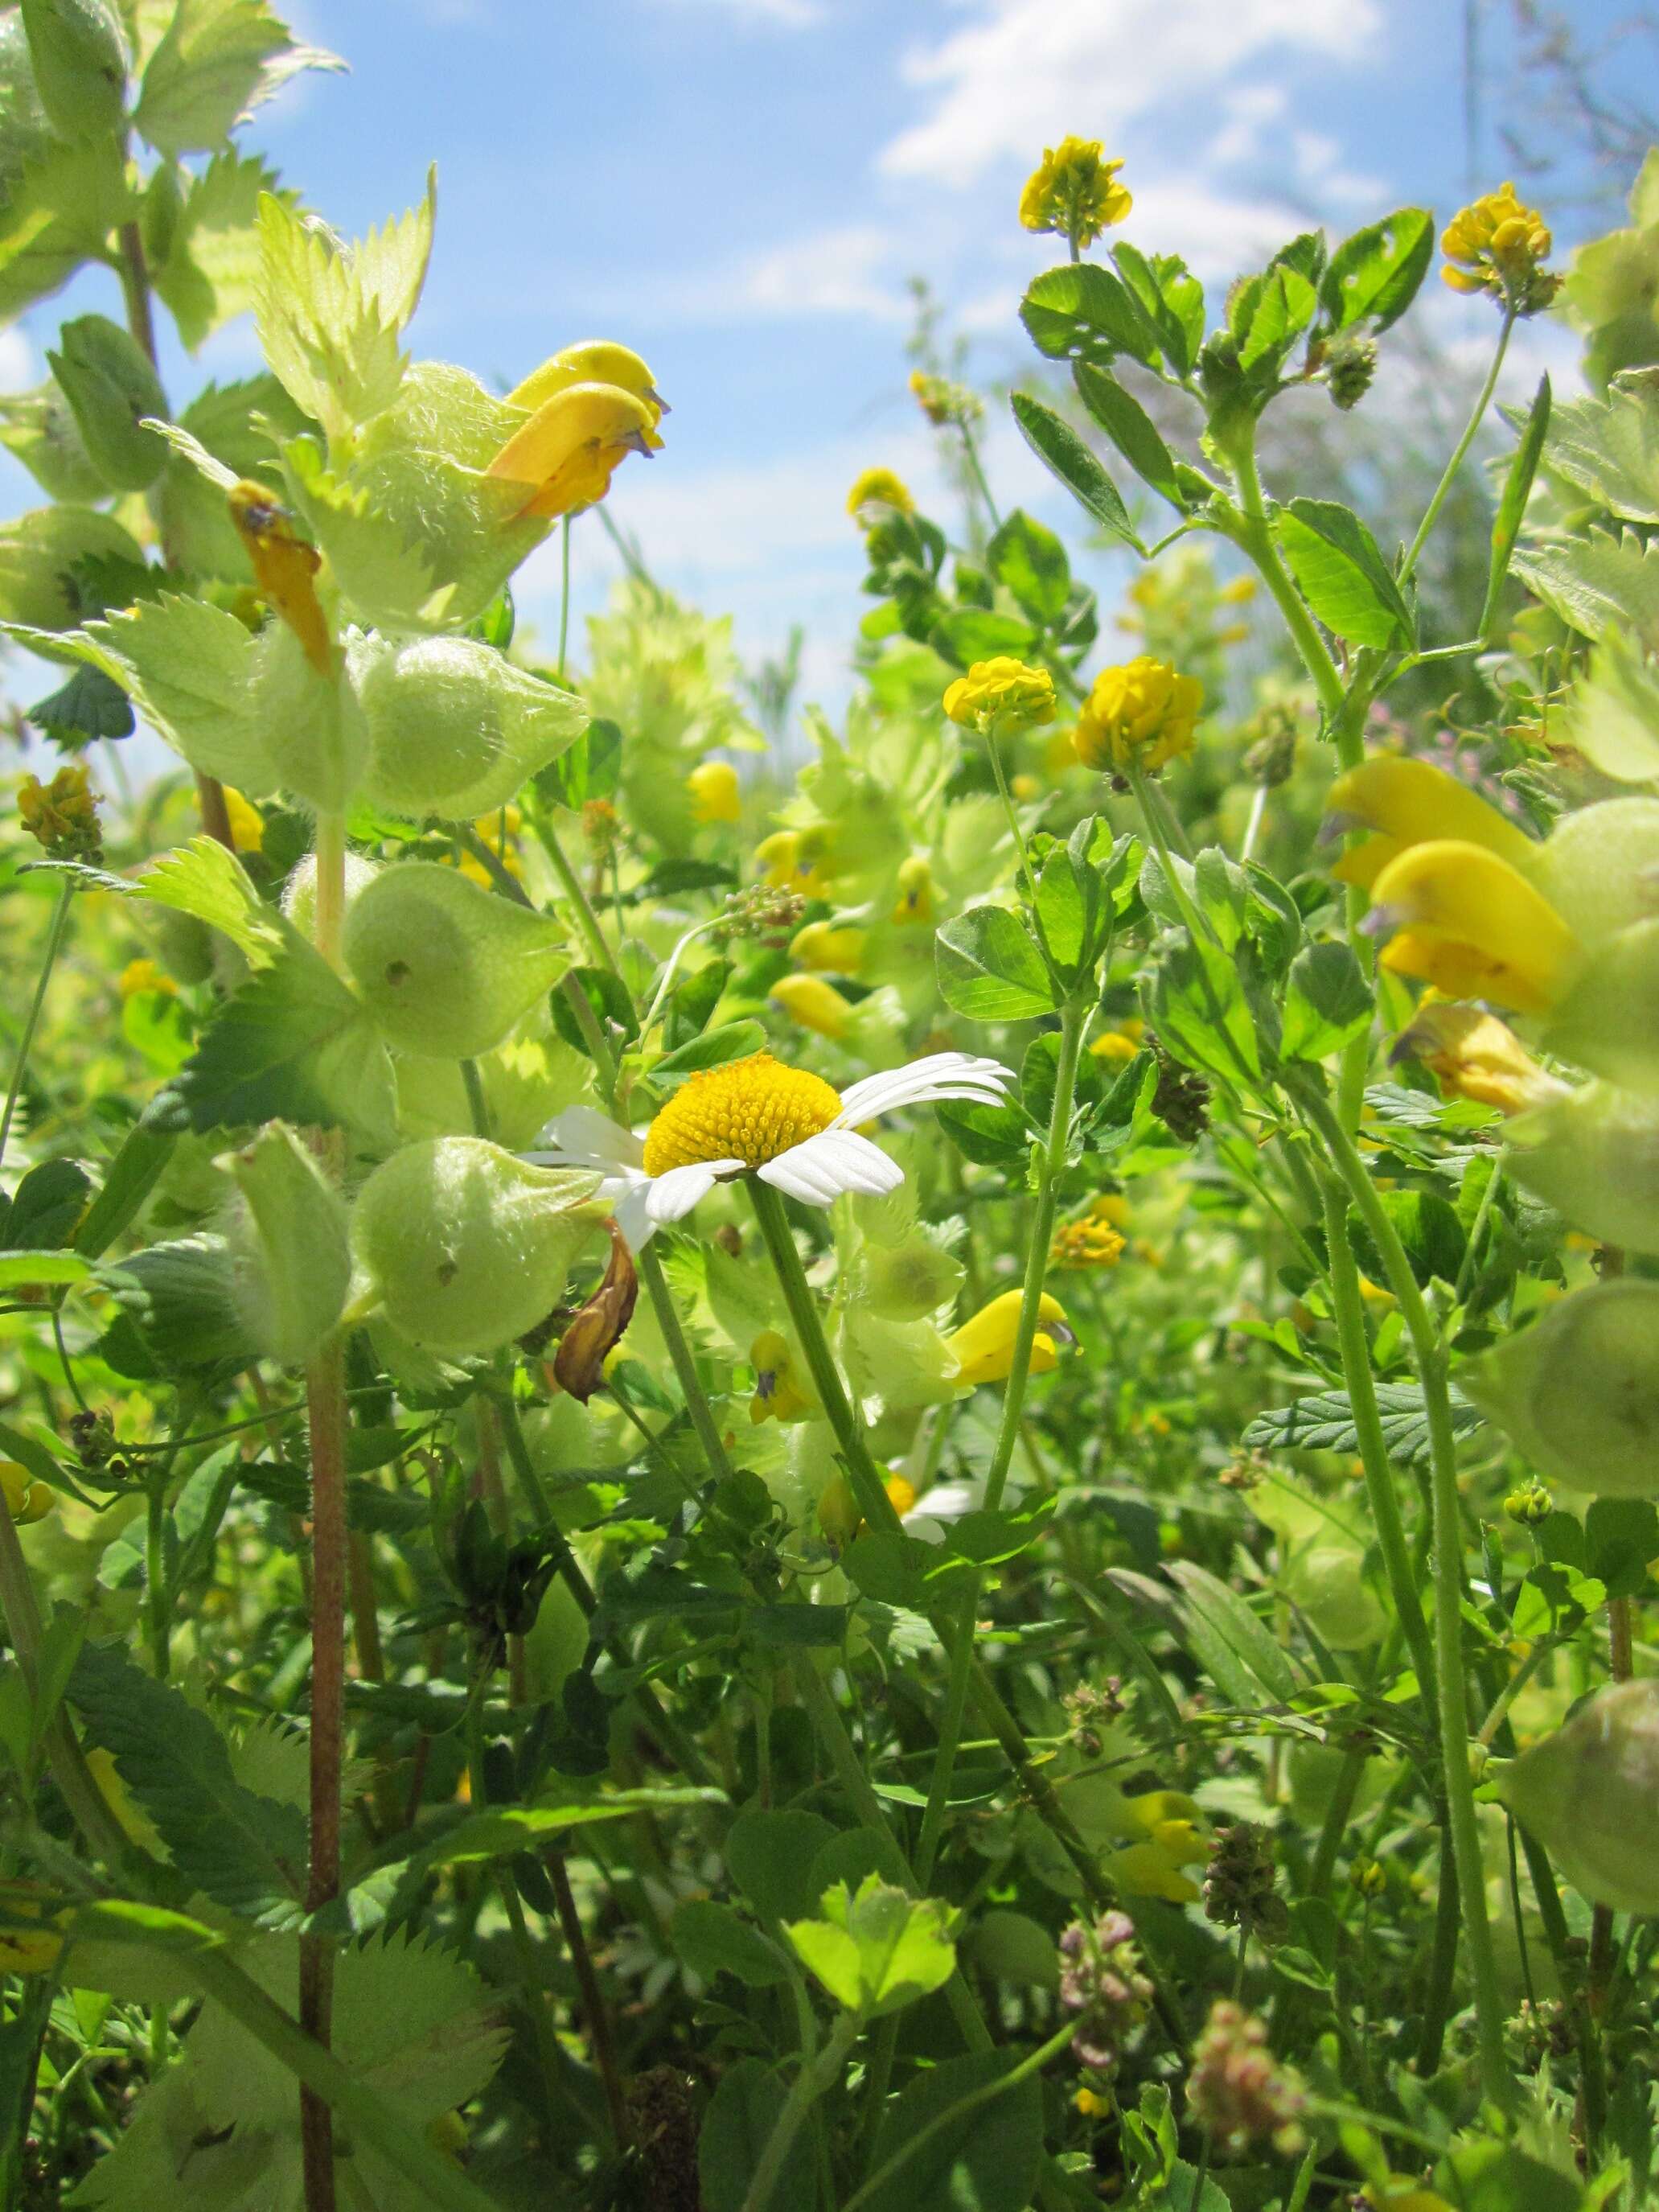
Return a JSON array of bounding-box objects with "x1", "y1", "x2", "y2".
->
[{"x1": 0, "y1": 882, "x2": 74, "y2": 1174}]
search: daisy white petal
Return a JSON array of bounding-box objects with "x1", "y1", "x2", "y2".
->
[
  {"x1": 760, "y1": 1129, "x2": 905, "y2": 1206},
  {"x1": 835, "y1": 1052, "x2": 1012, "y2": 1125},
  {"x1": 537, "y1": 1105, "x2": 646, "y2": 1172},
  {"x1": 645, "y1": 1159, "x2": 745, "y2": 1224},
  {"x1": 612, "y1": 1182, "x2": 658, "y2": 1250}
]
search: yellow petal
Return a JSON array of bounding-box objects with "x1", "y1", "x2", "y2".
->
[
  {"x1": 1327, "y1": 756, "x2": 1535, "y2": 886},
  {"x1": 770, "y1": 973, "x2": 853, "y2": 1041},
  {"x1": 1102, "y1": 1842, "x2": 1201, "y2": 1904},
  {"x1": 1367, "y1": 840, "x2": 1578, "y2": 1016},
  {"x1": 948, "y1": 1290, "x2": 1071, "y2": 1387},
  {"x1": 508, "y1": 340, "x2": 666, "y2": 418},
  {"x1": 487, "y1": 381, "x2": 657, "y2": 506}
]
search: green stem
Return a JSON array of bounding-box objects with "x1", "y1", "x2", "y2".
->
[
  {"x1": 983, "y1": 724, "x2": 1044, "y2": 923},
  {"x1": 958, "y1": 419, "x2": 1001, "y2": 535},
  {"x1": 842, "y1": 2021, "x2": 1076, "y2": 2212},
  {"x1": 542, "y1": 820, "x2": 615, "y2": 976},
  {"x1": 1294, "y1": 1079, "x2": 1513, "y2": 2113},
  {"x1": 556, "y1": 515, "x2": 573, "y2": 682},
  {"x1": 1223, "y1": 442, "x2": 1345, "y2": 722},
  {"x1": 1400, "y1": 306, "x2": 1517, "y2": 585},
  {"x1": 1125, "y1": 760, "x2": 1211, "y2": 950},
  {"x1": 740, "y1": 2014, "x2": 859, "y2": 2212},
  {"x1": 460, "y1": 1060, "x2": 493, "y2": 1143},
  {"x1": 0, "y1": 882, "x2": 74, "y2": 1174}
]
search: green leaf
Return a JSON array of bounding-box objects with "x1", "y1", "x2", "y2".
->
[
  {"x1": 1353, "y1": 1187, "x2": 1467, "y2": 1289},
  {"x1": 1033, "y1": 841, "x2": 1102, "y2": 983},
  {"x1": 935, "y1": 904, "x2": 1056, "y2": 1021},
  {"x1": 1, "y1": 1157, "x2": 91, "y2": 1249},
  {"x1": 1165, "y1": 1560, "x2": 1301, "y2": 1703},
  {"x1": 25, "y1": 659, "x2": 133, "y2": 741},
  {"x1": 1565, "y1": 629, "x2": 1659, "y2": 783},
  {"x1": 536, "y1": 715, "x2": 622, "y2": 808},
  {"x1": 0, "y1": 1250, "x2": 92, "y2": 1289},
  {"x1": 255, "y1": 183, "x2": 418, "y2": 442},
  {"x1": 1280, "y1": 939, "x2": 1374, "y2": 1060},
  {"x1": 929, "y1": 606, "x2": 1037, "y2": 667},
  {"x1": 672, "y1": 1900, "x2": 789, "y2": 1988},
  {"x1": 1232, "y1": 259, "x2": 1319, "y2": 376},
  {"x1": 1242, "y1": 1384, "x2": 1484, "y2": 1468},
  {"x1": 1537, "y1": 375, "x2": 1659, "y2": 523},
  {"x1": 149, "y1": 148, "x2": 286, "y2": 352},
  {"x1": 1481, "y1": 375, "x2": 1551, "y2": 640},
  {"x1": 1020, "y1": 261, "x2": 1158, "y2": 368},
  {"x1": 785, "y1": 1876, "x2": 955, "y2": 2018},
  {"x1": 934, "y1": 1096, "x2": 1029, "y2": 1166},
  {"x1": 1513, "y1": 527, "x2": 1659, "y2": 648},
  {"x1": 1143, "y1": 928, "x2": 1269, "y2": 1087},
  {"x1": 699, "y1": 2058, "x2": 802, "y2": 2212},
  {"x1": 84, "y1": 591, "x2": 275, "y2": 787},
  {"x1": 415, "y1": 1789, "x2": 723, "y2": 1869},
  {"x1": 986, "y1": 508, "x2": 1070, "y2": 624},
  {"x1": 175, "y1": 938, "x2": 396, "y2": 1141},
  {"x1": 138, "y1": 835, "x2": 286, "y2": 967},
  {"x1": 725, "y1": 1807, "x2": 839, "y2": 1923},
  {"x1": 134, "y1": 0, "x2": 343, "y2": 159},
  {"x1": 1074, "y1": 361, "x2": 1189, "y2": 508},
  {"x1": 0, "y1": 508, "x2": 146, "y2": 631},
  {"x1": 1112, "y1": 241, "x2": 1206, "y2": 376},
  {"x1": 99, "y1": 1234, "x2": 255, "y2": 1377},
  {"x1": 651, "y1": 1020, "x2": 767, "y2": 1087},
  {"x1": 1275, "y1": 497, "x2": 1414, "y2": 650},
  {"x1": 73, "y1": 1085, "x2": 189, "y2": 1260},
  {"x1": 861, "y1": 2049, "x2": 1044, "y2": 2212},
  {"x1": 68, "y1": 1642, "x2": 307, "y2": 1927},
  {"x1": 1009, "y1": 390, "x2": 1143, "y2": 551},
  {"x1": 1319, "y1": 208, "x2": 1435, "y2": 334}
]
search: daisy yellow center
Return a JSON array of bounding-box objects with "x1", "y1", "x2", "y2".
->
[{"x1": 642, "y1": 1053, "x2": 843, "y2": 1176}]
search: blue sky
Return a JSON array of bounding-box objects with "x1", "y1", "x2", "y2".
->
[{"x1": 2, "y1": 0, "x2": 1645, "y2": 720}]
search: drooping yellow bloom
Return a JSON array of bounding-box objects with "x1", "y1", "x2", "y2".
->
[
  {"x1": 687, "y1": 759, "x2": 741, "y2": 824},
  {"x1": 1395, "y1": 1002, "x2": 1567, "y2": 1116},
  {"x1": 228, "y1": 479, "x2": 332, "y2": 676},
  {"x1": 0, "y1": 1462, "x2": 54, "y2": 1524},
  {"x1": 1324, "y1": 754, "x2": 1536, "y2": 891},
  {"x1": 119, "y1": 957, "x2": 176, "y2": 1001},
  {"x1": 791, "y1": 919, "x2": 866, "y2": 974},
  {"x1": 891, "y1": 855, "x2": 937, "y2": 924},
  {"x1": 749, "y1": 1330, "x2": 815, "y2": 1425},
  {"x1": 487, "y1": 382, "x2": 659, "y2": 520},
  {"x1": 507, "y1": 340, "x2": 668, "y2": 426},
  {"x1": 1100, "y1": 1789, "x2": 1210, "y2": 1904},
  {"x1": 1019, "y1": 137, "x2": 1132, "y2": 249},
  {"x1": 221, "y1": 785, "x2": 265, "y2": 853},
  {"x1": 1442, "y1": 183, "x2": 1558, "y2": 310},
  {"x1": 1366, "y1": 841, "x2": 1576, "y2": 1017},
  {"x1": 771, "y1": 972, "x2": 854, "y2": 1042},
  {"x1": 947, "y1": 1289, "x2": 1074, "y2": 1388},
  {"x1": 1072, "y1": 656, "x2": 1203, "y2": 774},
  {"x1": 847, "y1": 467, "x2": 914, "y2": 522},
  {"x1": 18, "y1": 763, "x2": 101, "y2": 861},
  {"x1": 884, "y1": 1474, "x2": 917, "y2": 1518},
  {"x1": 643, "y1": 1053, "x2": 843, "y2": 1178},
  {"x1": 0, "y1": 1881, "x2": 67, "y2": 1976},
  {"x1": 1050, "y1": 1218, "x2": 1126, "y2": 1270},
  {"x1": 942, "y1": 656, "x2": 1057, "y2": 734},
  {"x1": 755, "y1": 828, "x2": 837, "y2": 898}
]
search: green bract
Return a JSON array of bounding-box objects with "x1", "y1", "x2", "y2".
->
[
  {"x1": 341, "y1": 861, "x2": 568, "y2": 1060},
  {"x1": 348, "y1": 1137, "x2": 602, "y2": 1355},
  {"x1": 1498, "y1": 1680, "x2": 1659, "y2": 1914},
  {"x1": 351, "y1": 631, "x2": 586, "y2": 821},
  {"x1": 1460, "y1": 1280, "x2": 1659, "y2": 1496}
]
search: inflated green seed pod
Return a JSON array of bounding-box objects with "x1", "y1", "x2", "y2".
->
[
  {"x1": 1532, "y1": 796, "x2": 1659, "y2": 952},
  {"x1": 343, "y1": 861, "x2": 567, "y2": 1060},
  {"x1": 1507, "y1": 1081, "x2": 1659, "y2": 1256},
  {"x1": 250, "y1": 622, "x2": 363, "y2": 812},
  {"x1": 351, "y1": 631, "x2": 586, "y2": 822},
  {"x1": 46, "y1": 316, "x2": 167, "y2": 492},
  {"x1": 1460, "y1": 1279, "x2": 1659, "y2": 1496},
  {"x1": 216, "y1": 1122, "x2": 350, "y2": 1366},
  {"x1": 1542, "y1": 919, "x2": 1659, "y2": 1092},
  {"x1": 1497, "y1": 1680, "x2": 1659, "y2": 1914},
  {"x1": 18, "y1": 0, "x2": 127, "y2": 141},
  {"x1": 0, "y1": 382, "x2": 106, "y2": 501},
  {"x1": 349, "y1": 1137, "x2": 602, "y2": 1355}
]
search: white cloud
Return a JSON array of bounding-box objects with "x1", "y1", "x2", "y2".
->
[
  {"x1": 643, "y1": 224, "x2": 911, "y2": 324},
  {"x1": 878, "y1": 0, "x2": 1382, "y2": 188},
  {"x1": 0, "y1": 327, "x2": 36, "y2": 393},
  {"x1": 1119, "y1": 179, "x2": 1310, "y2": 281}
]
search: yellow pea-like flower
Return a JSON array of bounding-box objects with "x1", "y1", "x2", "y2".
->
[
  {"x1": 1395, "y1": 1001, "x2": 1565, "y2": 1116},
  {"x1": 1324, "y1": 754, "x2": 1534, "y2": 890},
  {"x1": 790, "y1": 920, "x2": 866, "y2": 975},
  {"x1": 1365, "y1": 841, "x2": 1578, "y2": 1017},
  {"x1": 749, "y1": 1331, "x2": 814, "y2": 1426},
  {"x1": 0, "y1": 1462, "x2": 55, "y2": 1524},
  {"x1": 947, "y1": 1290, "x2": 1073, "y2": 1388},
  {"x1": 487, "y1": 381, "x2": 659, "y2": 520},
  {"x1": 508, "y1": 340, "x2": 667, "y2": 427},
  {"x1": 891, "y1": 855, "x2": 937, "y2": 924},
  {"x1": 770, "y1": 973, "x2": 853, "y2": 1042}
]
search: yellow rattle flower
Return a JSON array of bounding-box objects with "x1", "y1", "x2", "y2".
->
[
  {"x1": 947, "y1": 1289, "x2": 1074, "y2": 1388},
  {"x1": 770, "y1": 973, "x2": 854, "y2": 1042},
  {"x1": 749, "y1": 1330, "x2": 815, "y2": 1425},
  {"x1": 1394, "y1": 1001, "x2": 1566, "y2": 1116},
  {"x1": 507, "y1": 340, "x2": 668, "y2": 426},
  {"x1": 687, "y1": 759, "x2": 741, "y2": 824},
  {"x1": 0, "y1": 1462, "x2": 55, "y2": 1524},
  {"x1": 1072, "y1": 657, "x2": 1203, "y2": 774},
  {"x1": 487, "y1": 382, "x2": 659, "y2": 520}
]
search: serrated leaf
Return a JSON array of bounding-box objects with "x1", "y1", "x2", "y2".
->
[
  {"x1": 150, "y1": 148, "x2": 288, "y2": 352},
  {"x1": 25, "y1": 659, "x2": 134, "y2": 741},
  {"x1": 84, "y1": 591, "x2": 275, "y2": 786},
  {"x1": 134, "y1": 0, "x2": 343, "y2": 159},
  {"x1": 175, "y1": 936, "x2": 396, "y2": 1140},
  {"x1": 1280, "y1": 939, "x2": 1374, "y2": 1060},
  {"x1": 785, "y1": 1876, "x2": 955, "y2": 2017},
  {"x1": 1010, "y1": 390, "x2": 1143, "y2": 551},
  {"x1": 1242, "y1": 1383, "x2": 1484, "y2": 1468},
  {"x1": 1112, "y1": 241, "x2": 1206, "y2": 376},
  {"x1": 1513, "y1": 526, "x2": 1659, "y2": 647},
  {"x1": 1536, "y1": 372, "x2": 1659, "y2": 523},
  {"x1": 68, "y1": 1642, "x2": 307, "y2": 1926},
  {"x1": 1275, "y1": 497, "x2": 1414, "y2": 650},
  {"x1": 255, "y1": 189, "x2": 408, "y2": 440},
  {"x1": 137, "y1": 835, "x2": 285, "y2": 966}
]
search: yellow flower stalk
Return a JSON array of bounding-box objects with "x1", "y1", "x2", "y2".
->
[
  {"x1": 749, "y1": 1330, "x2": 815, "y2": 1425},
  {"x1": 1072, "y1": 656, "x2": 1203, "y2": 774},
  {"x1": 487, "y1": 380, "x2": 659, "y2": 520},
  {"x1": 947, "y1": 1289, "x2": 1074, "y2": 1387},
  {"x1": 1395, "y1": 1002, "x2": 1566, "y2": 1116},
  {"x1": 770, "y1": 972, "x2": 854, "y2": 1042},
  {"x1": 687, "y1": 759, "x2": 741, "y2": 824},
  {"x1": 790, "y1": 919, "x2": 866, "y2": 974},
  {"x1": 942, "y1": 656, "x2": 1057, "y2": 735},
  {"x1": 507, "y1": 339, "x2": 668, "y2": 426},
  {"x1": 847, "y1": 467, "x2": 914, "y2": 523},
  {"x1": 1019, "y1": 137, "x2": 1131, "y2": 250},
  {"x1": 1442, "y1": 183, "x2": 1558, "y2": 311}
]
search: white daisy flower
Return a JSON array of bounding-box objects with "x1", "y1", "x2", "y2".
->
[{"x1": 528, "y1": 1048, "x2": 1012, "y2": 1248}]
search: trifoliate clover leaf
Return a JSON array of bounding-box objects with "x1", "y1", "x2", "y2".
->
[{"x1": 785, "y1": 1875, "x2": 956, "y2": 2018}]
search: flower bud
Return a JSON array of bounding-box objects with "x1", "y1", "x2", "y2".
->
[
  {"x1": 18, "y1": 0, "x2": 125, "y2": 141},
  {"x1": 343, "y1": 861, "x2": 567, "y2": 1061},
  {"x1": 1460, "y1": 1279, "x2": 1659, "y2": 1496},
  {"x1": 1508, "y1": 1081, "x2": 1659, "y2": 1255},
  {"x1": 47, "y1": 315, "x2": 167, "y2": 493},
  {"x1": 847, "y1": 467, "x2": 913, "y2": 523},
  {"x1": 1497, "y1": 1680, "x2": 1659, "y2": 1914},
  {"x1": 351, "y1": 632, "x2": 585, "y2": 822},
  {"x1": 216, "y1": 1122, "x2": 351, "y2": 1367},
  {"x1": 350, "y1": 1137, "x2": 603, "y2": 1355}
]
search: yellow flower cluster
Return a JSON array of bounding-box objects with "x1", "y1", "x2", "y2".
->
[
  {"x1": 847, "y1": 467, "x2": 914, "y2": 523},
  {"x1": 1050, "y1": 1218, "x2": 1126, "y2": 1270},
  {"x1": 488, "y1": 341, "x2": 667, "y2": 520},
  {"x1": 119, "y1": 958, "x2": 176, "y2": 1001},
  {"x1": 942, "y1": 656, "x2": 1057, "y2": 734},
  {"x1": 18, "y1": 763, "x2": 101, "y2": 861},
  {"x1": 1441, "y1": 183, "x2": 1558, "y2": 312},
  {"x1": 1072, "y1": 656, "x2": 1203, "y2": 774},
  {"x1": 908, "y1": 369, "x2": 981, "y2": 429},
  {"x1": 1019, "y1": 137, "x2": 1131, "y2": 250}
]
